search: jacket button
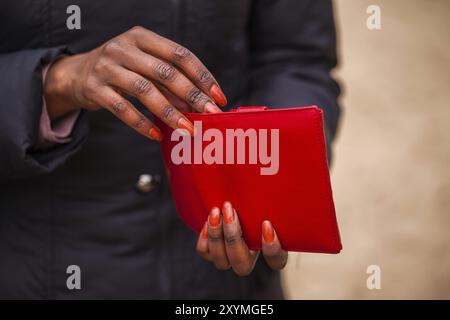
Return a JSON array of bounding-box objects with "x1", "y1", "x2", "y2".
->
[{"x1": 136, "y1": 174, "x2": 158, "y2": 193}]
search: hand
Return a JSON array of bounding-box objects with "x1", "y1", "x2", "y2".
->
[
  {"x1": 196, "y1": 201, "x2": 288, "y2": 276},
  {"x1": 43, "y1": 26, "x2": 227, "y2": 141}
]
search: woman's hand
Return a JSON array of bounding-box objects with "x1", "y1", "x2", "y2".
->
[
  {"x1": 196, "y1": 201, "x2": 288, "y2": 276},
  {"x1": 44, "y1": 26, "x2": 226, "y2": 141}
]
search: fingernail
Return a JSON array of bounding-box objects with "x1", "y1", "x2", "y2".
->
[
  {"x1": 262, "y1": 220, "x2": 275, "y2": 243},
  {"x1": 201, "y1": 222, "x2": 208, "y2": 239},
  {"x1": 175, "y1": 128, "x2": 190, "y2": 137},
  {"x1": 177, "y1": 118, "x2": 195, "y2": 136},
  {"x1": 222, "y1": 201, "x2": 234, "y2": 224},
  {"x1": 210, "y1": 84, "x2": 227, "y2": 107},
  {"x1": 204, "y1": 101, "x2": 221, "y2": 113},
  {"x1": 208, "y1": 207, "x2": 221, "y2": 227},
  {"x1": 149, "y1": 127, "x2": 163, "y2": 141}
]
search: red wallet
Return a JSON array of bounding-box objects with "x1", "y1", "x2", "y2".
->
[{"x1": 157, "y1": 106, "x2": 342, "y2": 253}]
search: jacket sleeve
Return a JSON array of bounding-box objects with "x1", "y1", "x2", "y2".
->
[
  {"x1": 0, "y1": 48, "x2": 89, "y2": 180},
  {"x1": 246, "y1": 0, "x2": 342, "y2": 151}
]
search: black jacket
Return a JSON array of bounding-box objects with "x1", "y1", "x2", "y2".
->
[{"x1": 0, "y1": 0, "x2": 340, "y2": 299}]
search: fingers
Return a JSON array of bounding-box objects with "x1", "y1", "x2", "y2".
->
[
  {"x1": 112, "y1": 44, "x2": 222, "y2": 114},
  {"x1": 196, "y1": 222, "x2": 212, "y2": 262},
  {"x1": 131, "y1": 27, "x2": 227, "y2": 106},
  {"x1": 104, "y1": 65, "x2": 194, "y2": 134},
  {"x1": 222, "y1": 202, "x2": 258, "y2": 276},
  {"x1": 197, "y1": 202, "x2": 258, "y2": 276},
  {"x1": 156, "y1": 84, "x2": 191, "y2": 112},
  {"x1": 207, "y1": 207, "x2": 230, "y2": 270},
  {"x1": 198, "y1": 213, "x2": 288, "y2": 273},
  {"x1": 92, "y1": 86, "x2": 163, "y2": 141},
  {"x1": 261, "y1": 221, "x2": 288, "y2": 270}
]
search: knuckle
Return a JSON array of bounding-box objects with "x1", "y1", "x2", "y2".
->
[
  {"x1": 154, "y1": 62, "x2": 177, "y2": 81},
  {"x1": 127, "y1": 26, "x2": 145, "y2": 38},
  {"x1": 132, "y1": 78, "x2": 153, "y2": 95},
  {"x1": 207, "y1": 233, "x2": 223, "y2": 243},
  {"x1": 224, "y1": 233, "x2": 242, "y2": 247},
  {"x1": 129, "y1": 25, "x2": 144, "y2": 33},
  {"x1": 102, "y1": 40, "x2": 122, "y2": 55},
  {"x1": 111, "y1": 100, "x2": 127, "y2": 114},
  {"x1": 82, "y1": 80, "x2": 100, "y2": 99},
  {"x1": 186, "y1": 87, "x2": 206, "y2": 105},
  {"x1": 134, "y1": 115, "x2": 146, "y2": 129},
  {"x1": 173, "y1": 45, "x2": 192, "y2": 60},
  {"x1": 197, "y1": 69, "x2": 213, "y2": 84},
  {"x1": 162, "y1": 105, "x2": 175, "y2": 121},
  {"x1": 93, "y1": 61, "x2": 114, "y2": 76}
]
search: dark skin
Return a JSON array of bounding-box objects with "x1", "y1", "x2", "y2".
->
[
  {"x1": 197, "y1": 201, "x2": 288, "y2": 276},
  {"x1": 44, "y1": 26, "x2": 224, "y2": 139},
  {"x1": 44, "y1": 26, "x2": 288, "y2": 276}
]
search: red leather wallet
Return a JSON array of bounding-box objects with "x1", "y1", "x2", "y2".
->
[{"x1": 157, "y1": 106, "x2": 342, "y2": 253}]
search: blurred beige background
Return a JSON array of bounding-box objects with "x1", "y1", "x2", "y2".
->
[{"x1": 282, "y1": 0, "x2": 450, "y2": 299}]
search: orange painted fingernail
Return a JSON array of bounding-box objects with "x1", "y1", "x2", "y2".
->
[
  {"x1": 222, "y1": 201, "x2": 234, "y2": 224},
  {"x1": 262, "y1": 220, "x2": 275, "y2": 243},
  {"x1": 201, "y1": 222, "x2": 208, "y2": 239},
  {"x1": 177, "y1": 118, "x2": 195, "y2": 136},
  {"x1": 149, "y1": 127, "x2": 163, "y2": 141},
  {"x1": 208, "y1": 207, "x2": 221, "y2": 227},
  {"x1": 210, "y1": 84, "x2": 227, "y2": 107},
  {"x1": 204, "y1": 101, "x2": 221, "y2": 113}
]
